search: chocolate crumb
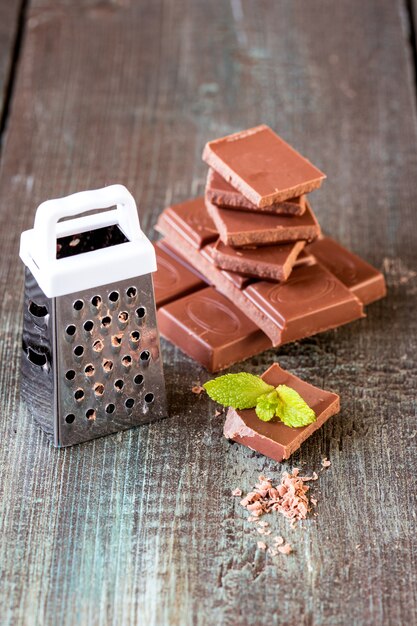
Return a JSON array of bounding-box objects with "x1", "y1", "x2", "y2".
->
[
  {"x1": 321, "y1": 458, "x2": 331, "y2": 468},
  {"x1": 278, "y1": 543, "x2": 292, "y2": 555},
  {"x1": 239, "y1": 471, "x2": 314, "y2": 524},
  {"x1": 192, "y1": 385, "x2": 204, "y2": 394},
  {"x1": 232, "y1": 488, "x2": 242, "y2": 497}
]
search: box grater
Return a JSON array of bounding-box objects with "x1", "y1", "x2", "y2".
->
[{"x1": 19, "y1": 184, "x2": 167, "y2": 447}]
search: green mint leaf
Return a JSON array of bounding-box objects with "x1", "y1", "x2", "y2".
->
[
  {"x1": 255, "y1": 391, "x2": 280, "y2": 421},
  {"x1": 203, "y1": 373, "x2": 274, "y2": 409},
  {"x1": 275, "y1": 385, "x2": 316, "y2": 428}
]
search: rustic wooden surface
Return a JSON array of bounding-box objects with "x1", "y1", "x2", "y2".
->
[{"x1": 0, "y1": 1, "x2": 416, "y2": 624}]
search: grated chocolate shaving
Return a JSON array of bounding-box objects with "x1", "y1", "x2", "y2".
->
[
  {"x1": 192, "y1": 385, "x2": 205, "y2": 394},
  {"x1": 231, "y1": 488, "x2": 242, "y2": 497},
  {"x1": 278, "y1": 543, "x2": 292, "y2": 555},
  {"x1": 239, "y1": 471, "x2": 313, "y2": 524},
  {"x1": 321, "y1": 457, "x2": 331, "y2": 468}
]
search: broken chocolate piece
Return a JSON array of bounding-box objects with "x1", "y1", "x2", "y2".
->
[
  {"x1": 306, "y1": 236, "x2": 386, "y2": 305},
  {"x1": 224, "y1": 363, "x2": 340, "y2": 462},
  {"x1": 205, "y1": 197, "x2": 321, "y2": 247},
  {"x1": 211, "y1": 239, "x2": 306, "y2": 281},
  {"x1": 206, "y1": 168, "x2": 306, "y2": 215},
  {"x1": 244, "y1": 263, "x2": 365, "y2": 345},
  {"x1": 154, "y1": 242, "x2": 205, "y2": 308},
  {"x1": 203, "y1": 125, "x2": 326, "y2": 207},
  {"x1": 157, "y1": 287, "x2": 271, "y2": 371},
  {"x1": 156, "y1": 196, "x2": 218, "y2": 248}
]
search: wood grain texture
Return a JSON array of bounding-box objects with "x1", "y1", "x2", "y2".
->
[
  {"x1": 0, "y1": 1, "x2": 416, "y2": 625},
  {"x1": 0, "y1": 0, "x2": 24, "y2": 132}
]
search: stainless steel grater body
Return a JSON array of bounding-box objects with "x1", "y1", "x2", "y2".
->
[{"x1": 21, "y1": 267, "x2": 167, "y2": 447}]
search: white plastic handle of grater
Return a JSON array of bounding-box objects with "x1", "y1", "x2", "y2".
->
[{"x1": 33, "y1": 184, "x2": 142, "y2": 267}]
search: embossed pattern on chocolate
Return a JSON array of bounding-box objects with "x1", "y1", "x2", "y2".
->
[
  {"x1": 157, "y1": 287, "x2": 271, "y2": 371},
  {"x1": 307, "y1": 237, "x2": 386, "y2": 305}
]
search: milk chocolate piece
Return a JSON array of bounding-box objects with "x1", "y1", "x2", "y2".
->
[
  {"x1": 205, "y1": 197, "x2": 321, "y2": 247},
  {"x1": 157, "y1": 287, "x2": 271, "y2": 371},
  {"x1": 203, "y1": 125, "x2": 326, "y2": 207},
  {"x1": 224, "y1": 363, "x2": 340, "y2": 462},
  {"x1": 244, "y1": 263, "x2": 364, "y2": 345},
  {"x1": 306, "y1": 237, "x2": 386, "y2": 305},
  {"x1": 158, "y1": 217, "x2": 364, "y2": 345},
  {"x1": 154, "y1": 242, "x2": 205, "y2": 308},
  {"x1": 212, "y1": 239, "x2": 306, "y2": 281},
  {"x1": 157, "y1": 196, "x2": 218, "y2": 248},
  {"x1": 206, "y1": 168, "x2": 306, "y2": 216}
]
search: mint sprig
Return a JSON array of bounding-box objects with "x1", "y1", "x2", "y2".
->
[
  {"x1": 203, "y1": 372, "x2": 274, "y2": 409},
  {"x1": 203, "y1": 372, "x2": 316, "y2": 428}
]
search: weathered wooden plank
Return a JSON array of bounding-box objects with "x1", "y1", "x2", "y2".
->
[
  {"x1": 0, "y1": 1, "x2": 24, "y2": 135},
  {"x1": 0, "y1": 1, "x2": 416, "y2": 625}
]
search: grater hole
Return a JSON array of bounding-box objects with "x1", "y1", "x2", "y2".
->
[
  {"x1": 121, "y1": 355, "x2": 132, "y2": 367},
  {"x1": 144, "y1": 392, "x2": 154, "y2": 404},
  {"x1": 101, "y1": 316, "x2": 112, "y2": 328},
  {"x1": 136, "y1": 306, "x2": 146, "y2": 319},
  {"x1": 73, "y1": 299, "x2": 84, "y2": 311},
  {"x1": 74, "y1": 388, "x2": 84, "y2": 401},
  {"x1": 134, "y1": 374, "x2": 144, "y2": 385},
  {"x1": 106, "y1": 403, "x2": 115, "y2": 414},
  {"x1": 84, "y1": 364, "x2": 95, "y2": 376},
  {"x1": 140, "y1": 350, "x2": 150, "y2": 362},
  {"x1": 27, "y1": 348, "x2": 47, "y2": 367},
  {"x1": 130, "y1": 331, "x2": 140, "y2": 342},
  {"x1": 91, "y1": 295, "x2": 102, "y2": 308},
  {"x1": 109, "y1": 291, "x2": 119, "y2": 303},
  {"x1": 29, "y1": 301, "x2": 48, "y2": 318},
  {"x1": 93, "y1": 339, "x2": 104, "y2": 352},
  {"x1": 83, "y1": 320, "x2": 94, "y2": 332},
  {"x1": 65, "y1": 369, "x2": 76, "y2": 381},
  {"x1": 86, "y1": 409, "x2": 96, "y2": 421},
  {"x1": 65, "y1": 414, "x2": 75, "y2": 424},
  {"x1": 102, "y1": 359, "x2": 114, "y2": 372},
  {"x1": 126, "y1": 286, "x2": 137, "y2": 298},
  {"x1": 94, "y1": 383, "x2": 105, "y2": 396},
  {"x1": 111, "y1": 334, "x2": 123, "y2": 347},
  {"x1": 66, "y1": 324, "x2": 76, "y2": 336},
  {"x1": 118, "y1": 311, "x2": 129, "y2": 323},
  {"x1": 114, "y1": 379, "x2": 124, "y2": 392},
  {"x1": 74, "y1": 345, "x2": 84, "y2": 357},
  {"x1": 125, "y1": 398, "x2": 135, "y2": 409}
]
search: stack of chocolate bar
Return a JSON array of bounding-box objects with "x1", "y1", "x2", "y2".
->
[{"x1": 153, "y1": 125, "x2": 386, "y2": 371}]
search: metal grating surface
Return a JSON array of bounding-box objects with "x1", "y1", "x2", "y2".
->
[{"x1": 55, "y1": 274, "x2": 167, "y2": 446}]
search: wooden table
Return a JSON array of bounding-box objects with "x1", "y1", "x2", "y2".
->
[{"x1": 0, "y1": 1, "x2": 416, "y2": 624}]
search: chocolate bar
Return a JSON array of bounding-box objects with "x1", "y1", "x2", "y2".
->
[
  {"x1": 156, "y1": 205, "x2": 365, "y2": 346},
  {"x1": 244, "y1": 263, "x2": 364, "y2": 345},
  {"x1": 205, "y1": 197, "x2": 321, "y2": 247},
  {"x1": 202, "y1": 125, "x2": 326, "y2": 207},
  {"x1": 206, "y1": 168, "x2": 306, "y2": 216},
  {"x1": 154, "y1": 242, "x2": 205, "y2": 307},
  {"x1": 157, "y1": 286, "x2": 271, "y2": 371},
  {"x1": 211, "y1": 239, "x2": 306, "y2": 281},
  {"x1": 306, "y1": 237, "x2": 386, "y2": 305},
  {"x1": 223, "y1": 363, "x2": 340, "y2": 462}
]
